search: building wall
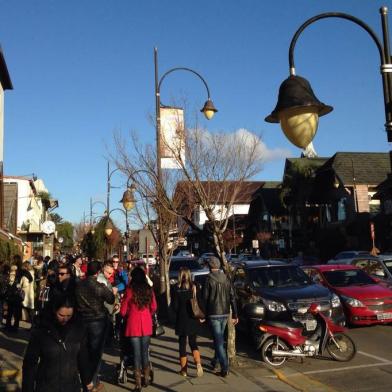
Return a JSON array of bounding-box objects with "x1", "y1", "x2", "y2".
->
[
  {"x1": 0, "y1": 84, "x2": 4, "y2": 162},
  {"x1": 3, "y1": 178, "x2": 49, "y2": 232},
  {"x1": 3, "y1": 182, "x2": 17, "y2": 233},
  {"x1": 356, "y1": 184, "x2": 370, "y2": 213},
  {"x1": 196, "y1": 204, "x2": 250, "y2": 228}
]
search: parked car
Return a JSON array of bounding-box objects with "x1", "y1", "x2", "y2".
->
[
  {"x1": 227, "y1": 253, "x2": 240, "y2": 262},
  {"x1": 238, "y1": 253, "x2": 262, "y2": 261},
  {"x1": 231, "y1": 259, "x2": 345, "y2": 344},
  {"x1": 373, "y1": 254, "x2": 392, "y2": 284},
  {"x1": 330, "y1": 250, "x2": 371, "y2": 261},
  {"x1": 168, "y1": 257, "x2": 208, "y2": 285},
  {"x1": 141, "y1": 254, "x2": 157, "y2": 266},
  {"x1": 290, "y1": 255, "x2": 321, "y2": 266},
  {"x1": 175, "y1": 250, "x2": 194, "y2": 257},
  {"x1": 302, "y1": 264, "x2": 392, "y2": 326},
  {"x1": 198, "y1": 252, "x2": 216, "y2": 267},
  {"x1": 327, "y1": 255, "x2": 392, "y2": 285}
]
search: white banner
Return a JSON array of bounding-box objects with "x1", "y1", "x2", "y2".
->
[{"x1": 160, "y1": 107, "x2": 185, "y2": 169}]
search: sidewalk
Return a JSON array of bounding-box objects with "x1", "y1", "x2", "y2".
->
[{"x1": 0, "y1": 321, "x2": 298, "y2": 392}]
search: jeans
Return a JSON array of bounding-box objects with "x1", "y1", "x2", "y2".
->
[
  {"x1": 85, "y1": 318, "x2": 109, "y2": 386},
  {"x1": 130, "y1": 336, "x2": 150, "y2": 369},
  {"x1": 209, "y1": 316, "x2": 228, "y2": 372}
]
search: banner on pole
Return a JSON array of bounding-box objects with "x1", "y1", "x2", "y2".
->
[{"x1": 160, "y1": 107, "x2": 185, "y2": 169}]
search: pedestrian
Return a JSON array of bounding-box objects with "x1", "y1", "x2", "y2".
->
[
  {"x1": 112, "y1": 255, "x2": 128, "y2": 295},
  {"x1": 120, "y1": 267, "x2": 157, "y2": 392},
  {"x1": 37, "y1": 266, "x2": 57, "y2": 315},
  {"x1": 22, "y1": 295, "x2": 93, "y2": 392},
  {"x1": 50, "y1": 263, "x2": 76, "y2": 303},
  {"x1": 202, "y1": 256, "x2": 238, "y2": 377},
  {"x1": 0, "y1": 263, "x2": 10, "y2": 325},
  {"x1": 75, "y1": 260, "x2": 116, "y2": 391},
  {"x1": 97, "y1": 261, "x2": 119, "y2": 341},
  {"x1": 5, "y1": 262, "x2": 32, "y2": 331},
  {"x1": 72, "y1": 254, "x2": 85, "y2": 280},
  {"x1": 172, "y1": 267, "x2": 204, "y2": 377},
  {"x1": 21, "y1": 261, "x2": 36, "y2": 327},
  {"x1": 33, "y1": 256, "x2": 45, "y2": 286}
]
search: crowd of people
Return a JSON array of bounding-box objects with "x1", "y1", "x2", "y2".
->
[{"x1": 0, "y1": 253, "x2": 238, "y2": 392}]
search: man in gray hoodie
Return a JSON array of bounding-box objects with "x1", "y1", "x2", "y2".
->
[{"x1": 202, "y1": 256, "x2": 238, "y2": 377}]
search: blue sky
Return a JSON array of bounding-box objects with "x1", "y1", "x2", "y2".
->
[{"x1": 0, "y1": 0, "x2": 391, "y2": 229}]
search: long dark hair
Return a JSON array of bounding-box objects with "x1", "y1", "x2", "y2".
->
[{"x1": 130, "y1": 267, "x2": 153, "y2": 309}]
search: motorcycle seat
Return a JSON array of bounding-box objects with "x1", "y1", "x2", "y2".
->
[{"x1": 261, "y1": 320, "x2": 303, "y2": 329}]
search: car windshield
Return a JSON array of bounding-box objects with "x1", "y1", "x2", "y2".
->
[
  {"x1": 250, "y1": 266, "x2": 311, "y2": 288},
  {"x1": 170, "y1": 259, "x2": 203, "y2": 272},
  {"x1": 323, "y1": 269, "x2": 375, "y2": 287},
  {"x1": 383, "y1": 260, "x2": 392, "y2": 274}
]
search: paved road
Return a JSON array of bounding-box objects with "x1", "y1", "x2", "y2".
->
[
  {"x1": 268, "y1": 324, "x2": 392, "y2": 392},
  {"x1": 1, "y1": 321, "x2": 392, "y2": 391},
  {"x1": 235, "y1": 323, "x2": 392, "y2": 391}
]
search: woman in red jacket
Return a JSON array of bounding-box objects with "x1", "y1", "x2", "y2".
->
[{"x1": 120, "y1": 267, "x2": 157, "y2": 392}]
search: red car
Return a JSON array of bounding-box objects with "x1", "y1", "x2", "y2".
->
[{"x1": 302, "y1": 264, "x2": 392, "y2": 326}]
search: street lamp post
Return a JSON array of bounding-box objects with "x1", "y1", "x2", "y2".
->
[
  {"x1": 265, "y1": 6, "x2": 392, "y2": 168},
  {"x1": 105, "y1": 208, "x2": 130, "y2": 259},
  {"x1": 107, "y1": 162, "x2": 121, "y2": 216},
  {"x1": 154, "y1": 47, "x2": 218, "y2": 294},
  {"x1": 89, "y1": 198, "x2": 107, "y2": 227}
]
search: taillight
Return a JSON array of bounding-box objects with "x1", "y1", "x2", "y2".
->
[{"x1": 259, "y1": 325, "x2": 268, "y2": 332}]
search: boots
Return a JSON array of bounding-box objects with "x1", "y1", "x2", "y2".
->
[
  {"x1": 192, "y1": 350, "x2": 204, "y2": 377},
  {"x1": 142, "y1": 366, "x2": 150, "y2": 387},
  {"x1": 179, "y1": 356, "x2": 188, "y2": 376},
  {"x1": 133, "y1": 369, "x2": 142, "y2": 392}
]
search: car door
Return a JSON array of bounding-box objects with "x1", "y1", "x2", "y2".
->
[{"x1": 233, "y1": 267, "x2": 250, "y2": 322}]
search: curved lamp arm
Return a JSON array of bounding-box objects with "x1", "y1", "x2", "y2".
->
[
  {"x1": 158, "y1": 67, "x2": 212, "y2": 100},
  {"x1": 288, "y1": 12, "x2": 385, "y2": 75},
  {"x1": 287, "y1": 7, "x2": 392, "y2": 134}
]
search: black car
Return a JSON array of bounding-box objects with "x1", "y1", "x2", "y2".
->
[
  {"x1": 232, "y1": 260, "x2": 345, "y2": 344},
  {"x1": 168, "y1": 256, "x2": 208, "y2": 285}
]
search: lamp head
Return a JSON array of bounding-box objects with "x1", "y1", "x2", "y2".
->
[
  {"x1": 265, "y1": 75, "x2": 333, "y2": 149},
  {"x1": 91, "y1": 228, "x2": 95, "y2": 235},
  {"x1": 201, "y1": 98, "x2": 218, "y2": 120},
  {"x1": 120, "y1": 186, "x2": 136, "y2": 211},
  {"x1": 105, "y1": 220, "x2": 113, "y2": 237}
]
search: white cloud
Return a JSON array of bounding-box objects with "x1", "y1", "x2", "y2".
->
[{"x1": 231, "y1": 128, "x2": 291, "y2": 162}]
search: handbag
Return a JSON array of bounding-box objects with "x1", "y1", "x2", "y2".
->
[
  {"x1": 152, "y1": 313, "x2": 165, "y2": 337},
  {"x1": 190, "y1": 285, "x2": 205, "y2": 319}
]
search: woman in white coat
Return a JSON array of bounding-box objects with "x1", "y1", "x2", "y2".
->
[{"x1": 21, "y1": 261, "x2": 35, "y2": 326}]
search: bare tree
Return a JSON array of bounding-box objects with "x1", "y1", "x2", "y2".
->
[
  {"x1": 113, "y1": 134, "x2": 191, "y2": 306},
  {"x1": 113, "y1": 118, "x2": 264, "y2": 365}
]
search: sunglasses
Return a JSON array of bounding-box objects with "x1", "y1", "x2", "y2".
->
[{"x1": 58, "y1": 272, "x2": 69, "y2": 276}]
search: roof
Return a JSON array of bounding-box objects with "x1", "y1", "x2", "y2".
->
[
  {"x1": 317, "y1": 152, "x2": 390, "y2": 186},
  {"x1": 175, "y1": 181, "x2": 265, "y2": 205},
  {"x1": 0, "y1": 47, "x2": 13, "y2": 90}
]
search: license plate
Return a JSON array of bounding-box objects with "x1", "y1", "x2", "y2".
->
[
  {"x1": 377, "y1": 312, "x2": 392, "y2": 320},
  {"x1": 305, "y1": 319, "x2": 317, "y2": 331}
]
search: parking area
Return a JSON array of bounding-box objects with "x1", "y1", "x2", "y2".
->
[{"x1": 252, "y1": 324, "x2": 392, "y2": 391}]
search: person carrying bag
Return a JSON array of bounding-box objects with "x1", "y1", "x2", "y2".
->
[{"x1": 172, "y1": 267, "x2": 204, "y2": 377}]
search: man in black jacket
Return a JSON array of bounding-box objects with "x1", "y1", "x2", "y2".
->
[
  {"x1": 75, "y1": 261, "x2": 116, "y2": 391},
  {"x1": 202, "y1": 256, "x2": 238, "y2": 377}
]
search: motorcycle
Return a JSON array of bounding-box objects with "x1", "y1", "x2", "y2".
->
[{"x1": 258, "y1": 303, "x2": 356, "y2": 368}]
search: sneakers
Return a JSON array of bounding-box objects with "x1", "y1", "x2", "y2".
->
[
  {"x1": 219, "y1": 370, "x2": 229, "y2": 378},
  {"x1": 196, "y1": 363, "x2": 204, "y2": 377}
]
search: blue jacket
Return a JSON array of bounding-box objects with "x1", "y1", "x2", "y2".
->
[{"x1": 114, "y1": 269, "x2": 128, "y2": 293}]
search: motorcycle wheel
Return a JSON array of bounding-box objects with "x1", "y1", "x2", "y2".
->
[
  {"x1": 326, "y1": 333, "x2": 356, "y2": 362},
  {"x1": 261, "y1": 338, "x2": 288, "y2": 368}
]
